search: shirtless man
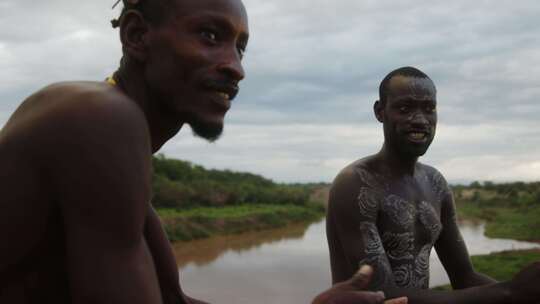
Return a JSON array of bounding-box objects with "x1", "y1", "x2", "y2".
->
[
  {"x1": 326, "y1": 66, "x2": 540, "y2": 303},
  {"x1": 0, "y1": 0, "x2": 406, "y2": 303}
]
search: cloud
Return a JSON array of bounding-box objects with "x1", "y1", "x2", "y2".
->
[
  {"x1": 159, "y1": 121, "x2": 540, "y2": 183},
  {"x1": 1, "y1": 0, "x2": 539, "y2": 183}
]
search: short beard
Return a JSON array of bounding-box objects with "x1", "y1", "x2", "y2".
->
[{"x1": 189, "y1": 119, "x2": 223, "y2": 142}]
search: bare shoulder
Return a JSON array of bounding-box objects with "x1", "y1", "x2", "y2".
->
[
  {"x1": 329, "y1": 155, "x2": 381, "y2": 208},
  {"x1": 2, "y1": 81, "x2": 150, "y2": 157},
  {"x1": 33, "y1": 81, "x2": 146, "y2": 130},
  {"x1": 332, "y1": 156, "x2": 382, "y2": 191},
  {"x1": 417, "y1": 162, "x2": 451, "y2": 201},
  {"x1": 417, "y1": 163, "x2": 448, "y2": 186},
  {"x1": 332, "y1": 156, "x2": 384, "y2": 196},
  {"x1": 418, "y1": 162, "x2": 444, "y2": 179},
  {"x1": 1, "y1": 81, "x2": 153, "y2": 211}
]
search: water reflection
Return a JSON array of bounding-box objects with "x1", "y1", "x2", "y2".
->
[
  {"x1": 172, "y1": 222, "x2": 311, "y2": 268},
  {"x1": 176, "y1": 219, "x2": 540, "y2": 304},
  {"x1": 429, "y1": 220, "x2": 540, "y2": 287}
]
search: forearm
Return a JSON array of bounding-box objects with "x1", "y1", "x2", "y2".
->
[
  {"x1": 384, "y1": 281, "x2": 511, "y2": 304},
  {"x1": 452, "y1": 271, "x2": 497, "y2": 289},
  {"x1": 144, "y1": 207, "x2": 210, "y2": 304}
]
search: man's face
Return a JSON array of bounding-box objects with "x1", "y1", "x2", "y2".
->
[
  {"x1": 380, "y1": 75, "x2": 437, "y2": 158},
  {"x1": 144, "y1": 0, "x2": 249, "y2": 141}
]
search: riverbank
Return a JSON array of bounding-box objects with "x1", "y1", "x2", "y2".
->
[
  {"x1": 452, "y1": 181, "x2": 540, "y2": 242},
  {"x1": 158, "y1": 203, "x2": 325, "y2": 241},
  {"x1": 456, "y1": 203, "x2": 540, "y2": 242},
  {"x1": 151, "y1": 155, "x2": 327, "y2": 241},
  {"x1": 433, "y1": 248, "x2": 540, "y2": 290}
]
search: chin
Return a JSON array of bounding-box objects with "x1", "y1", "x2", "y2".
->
[
  {"x1": 407, "y1": 145, "x2": 431, "y2": 158},
  {"x1": 189, "y1": 119, "x2": 224, "y2": 142},
  {"x1": 184, "y1": 110, "x2": 226, "y2": 142},
  {"x1": 397, "y1": 142, "x2": 431, "y2": 158}
]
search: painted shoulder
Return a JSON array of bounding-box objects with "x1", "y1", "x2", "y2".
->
[
  {"x1": 417, "y1": 163, "x2": 448, "y2": 184},
  {"x1": 330, "y1": 155, "x2": 385, "y2": 199},
  {"x1": 338, "y1": 155, "x2": 385, "y2": 186},
  {"x1": 417, "y1": 162, "x2": 451, "y2": 201}
]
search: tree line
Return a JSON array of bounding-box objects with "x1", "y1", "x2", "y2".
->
[
  {"x1": 151, "y1": 154, "x2": 312, "y2": 209},
  {"x1": 452, "y1": 180, "x2": 540, "y2": 208}
]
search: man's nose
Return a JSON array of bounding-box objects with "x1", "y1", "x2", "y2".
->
[
  {"x1": 410, "y1": 112, "x2": 429, "y2": 126},
  {"x1": 217, "y1": 49, "x2": 245, "y2": 81}
]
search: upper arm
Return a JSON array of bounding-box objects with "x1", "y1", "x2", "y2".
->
[
  {"x1": 327, "y1": 167, "x2": 392, "y2": 288},
  {"x1": 434, "y1": 177, "x2": 479, "y2": 288},
  {"x1": 44, "y1": 99, "x2": 162, "y2": 303},
  {"x1": 327, "y1": 170, "x2": 363, "y2": 284}
]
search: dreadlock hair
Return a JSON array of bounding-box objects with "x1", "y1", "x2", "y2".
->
[
  {"x1": 378, "y1": 66, "x2": 432, "y2": 105},
  {"x1": 111, "y1": 0, "x2": 177, "y2": 29},
  {"x1": 110, "y1": 0, "x2": 177, "y2": 72}
]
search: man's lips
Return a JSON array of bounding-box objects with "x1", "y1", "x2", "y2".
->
[
  {"x1": 203, "y1": 79, "x2": 239, "y2": 102},
  {"x1": 406, "y1": 130, "x2": 431, "y2": 143}
]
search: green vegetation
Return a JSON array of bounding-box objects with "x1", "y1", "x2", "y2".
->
[
  {"x1": 432, "y1": 249, "x2": 540, "y2": 290},
  {"x1": 158, "y1": 204, "x2": 324, "y2": 241},
  {"x1": 152, "y1": 154, "x2": 313, "y2": 209},
  {"x1": 452, "y1": 181, "x2": 540, "y2": 241},
  {"x1": 470, "y1": 249, "x2": 540, "y2": 281},
  {"x1": 434, "y1": 182, "x2": 540, "y2": 290},
  {"x1": 432, "y1": 181, "x2": 540, "y2": 290},
  {"x1": 151, "y1": 155, "x2": 326, "y2": 241}
]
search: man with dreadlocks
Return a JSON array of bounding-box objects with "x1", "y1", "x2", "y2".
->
[{"x1": 0, "y1": 0, "x2": 410, "y2": 303}]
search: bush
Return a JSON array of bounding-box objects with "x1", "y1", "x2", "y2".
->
[{"x1": 151, "y1": 154, "x2": 311, "y2": 209}]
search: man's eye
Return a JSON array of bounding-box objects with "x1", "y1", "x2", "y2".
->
[
  {"x1": 426, "y1": 106, "x2": 437, "y2": 113},
  {"x1": 237, "y1": 46, "x2": 245, "y2": 59},
  {"x1": 399, "y1": 106, "x2": 409, "y2": 113},
  {"x1": 201, "y1": 30, "x2": 217, "y2": 42}
]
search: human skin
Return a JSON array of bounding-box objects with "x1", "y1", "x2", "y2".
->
[
  {"x1": 0, "y1": 0, "x2": 247, "y2": 302},
  {"x1": 313, "y1": 265, "x2": 408, "y2": 304},
  {"x1": 326, "y1": 72, "x2": 540, "y2": 304},
  {"x1": 0, "y1": 1, "x2": 404, "y2": 303}
]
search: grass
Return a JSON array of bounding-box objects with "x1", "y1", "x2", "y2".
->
[
  {"x1": 470, "y1": 249, "x2": 540, "y2": 281},
  {"x1": 432, "y1": 249, "x2": 540, "y2": 290},
  {"x1": 456, "y1": 203, "x2": 540, "y2": 241},
  {"x1": 157, "y1": 203, "x2": 325, "y2": 241}
]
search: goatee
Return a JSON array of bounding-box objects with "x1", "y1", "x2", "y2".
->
[{"x1": 189, "y1": 119, "x2": 223, "y2": 142}]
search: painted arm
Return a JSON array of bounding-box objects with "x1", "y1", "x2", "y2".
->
[
  {"x1": 144, "y1": 206, "x2": 210, "y2": 304},
  {"x1": 327, "y1": 166, "x2": 395, "y2": 288},
  {"x1": 434, "y1": 186, "x2": 495, "y2": 288}
]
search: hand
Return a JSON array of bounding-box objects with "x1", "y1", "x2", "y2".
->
[
  {"x1": 312, "y1": 265, "x2": 408, "y2": 304},
  {"x1": 509, "y1": 261, "x2": 540, "y2": 304}
]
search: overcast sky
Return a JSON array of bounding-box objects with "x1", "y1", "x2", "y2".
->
[{"x1": 1, "y1": 0, "x2": 539, "y2": 184}]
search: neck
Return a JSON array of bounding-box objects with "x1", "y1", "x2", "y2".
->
[
  {"x1": 114, "y1": 60, "x2": 184, "y2": 153},
  {"x1": 378, "y1": 143, "x2": 418, "y2": 177}
]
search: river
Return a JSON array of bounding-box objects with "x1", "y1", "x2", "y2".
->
[{"x1": 173, "y1": 219, "x2": 540, "y2": 304}]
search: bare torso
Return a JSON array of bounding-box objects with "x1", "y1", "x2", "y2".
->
[
  {"x1": 326, "y1": 156, "x2": 453, "y2": 290},
  {"x1": 0, "y1": 82, "x2": 183, "y2": 303},
  {"x1": 352, "y1": 160, "x2": 448, "y2": 289}
]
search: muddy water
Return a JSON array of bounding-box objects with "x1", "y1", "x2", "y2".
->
[{"x1": 174, "y1": 220, "x2": 540, "y2": 304}]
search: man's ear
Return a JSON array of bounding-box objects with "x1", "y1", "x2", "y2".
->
[
  {"x1": 119, "y1": 10, "x2": 150, "y2": 62},
  {"x1": 374, "y1": 100, "x2": 384, "y2": 123}
]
